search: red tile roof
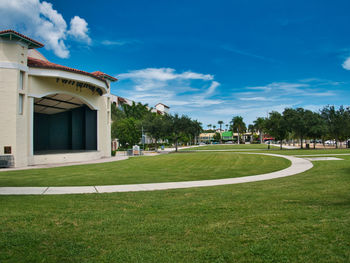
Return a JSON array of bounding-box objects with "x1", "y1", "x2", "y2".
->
[
  {"x1": 0, "y1": 29, "x2": 44, "y2": 48},
  {"x1": 117, "y1": 97, "x2": 127, "y2": 103},
  {"x1": 28, "y1": 57, "x2": 108, "y2": 85},
  {"x1": 91, "y1": 71, "x2": 118, "y2": 82}
]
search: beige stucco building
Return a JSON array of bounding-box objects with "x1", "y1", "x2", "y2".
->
[{"x1": 0, "y1": 30, "x2": 117, "y2": 167}]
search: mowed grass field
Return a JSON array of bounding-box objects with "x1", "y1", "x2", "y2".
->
[
  {"x1": 184, "y1": 144, "x2": 350, "y2": 155},
  {"x1": 0, "y1": 152, "x2": 290, "y2": 187},
  {"x1": 1, "y1": 154, "x2": 350, "y2": 262},
  {"x1": 182, "y1": 143, "x2": 278, "y2": 150}
]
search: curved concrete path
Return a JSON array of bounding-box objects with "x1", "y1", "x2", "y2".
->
[{"x1": 0, "y1": 153, "x2": 313, "y2": 195}]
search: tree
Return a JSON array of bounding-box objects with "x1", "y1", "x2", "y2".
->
[
  {"x1": 307, "y1": 112, "x2": 327, "y2": 149},
  {"x1": 248, "y1": 124, "x2": 255, "y2": 143},
  {"x1": 320, "y1": 105, "x2": 349, "y2": 148},
  {"x1": 208, "y1": 124, "x2": 212, "y2": 130},
  {"x1": 111, "y1": 103, "x2": 125, "y2": 121},
  {"x1": 218, "y1": 120, "x2": 224, "y2": 131},
  {"x1": 283, "y1": 108, "x2": 313, "y2": 149},
  {"x1": 253, "y1": 117, "x2": 265, "y2": 144},
  {"x1": 213, "y1": 132, "x2": 221, "y2": 142},
  {"x1": 231, "y1": 116, "x2": 246, "y2": 144},
  {"x1": 122, "y1": 101, "x2": 150, "y2": 120},
  {"x1": 143, "y1": 113, "x2": 167, "y2": 150},
  {"x1": 264, "y1": 111, "x2": 288, "y2": 149},
  {"x1": 166, "y1": 114, "x2": 193, "y2": 152},
  {"x1": 189, "y1": 120, "x2": 203, "y2": 145},
  {"x1": 213, "y1": 125, "x2": 216, "y2": 130},
  {"x1": 111, "y1": 118, "x2": 141, "y2": 148}
]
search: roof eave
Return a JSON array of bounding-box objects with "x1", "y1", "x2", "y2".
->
[{"x1": 0, "y1": 31, "x2": 44, "y2": 49}]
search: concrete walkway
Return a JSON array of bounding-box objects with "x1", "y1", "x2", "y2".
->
[
  {"x1": 270, "y1": 144, "x2": 299, "y2": 149},
  {"x1": 0, "y1": 153, "x2": 313, "y2": 195},
  {"x1": 183, "y1": 149, "x2": 266, "y2": 152},
  {"x1": 295, "y1": 153, "x2": 350, "y2": 157}
]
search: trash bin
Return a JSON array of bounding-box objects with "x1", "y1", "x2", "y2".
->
[
  {"x1": 347, "y1": 141, "x2": 350, "y2": 148},
  {"x1": 127, "y1": 149, "x2": 133, "y2": 156},
  {"x1": 306, "y1": 143, "x2": 310, "y2": 149},
  {"x1": 161, "y1": 145, "x2": 165, "y2": 150}
]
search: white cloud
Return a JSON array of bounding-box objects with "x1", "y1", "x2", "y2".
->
[
  {"x1": 205, "y1": 81, "x2": 220, "y2": 95},
  {"x1": 68, "y1": 16, "x2": 91, "y2": 44},
  {"x1": 0, "y1": 0, "x2": 91, "y2": 58},
  {"x1": 221, "y1": 44, "x2": 276, "y2": 63},
  {"x1": 113, "y1": 67, "x2": 221, "y2": 118},
  {"x1": 342, "y1": 57, "x2": 350, "y2": 70},
  {"x1": 239, "y1": 97, "x2": 273, "y2": 101},
  {"x1": 119, "y1": 68, "x2": 213, "y2": 81},
  {"x1": 102, "y1": 40, "x2": 127, "y2": 46}
]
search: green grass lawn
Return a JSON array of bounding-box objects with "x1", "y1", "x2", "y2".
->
[
  {"x1": 1, "y1": 155, "x2": 349, "y2": 262},
  {"x1": 0, "y1": 152, "x2": 290, "y2": 187},
  {"x1": 185, "y1": 144, "x2": 350, "y2": 156},
  {"x1": 248, "y1": 148, "x2": 350, "y2": 156},
  {"x1": 183, "y1": 144, "x2": 279, "y2": 150}
]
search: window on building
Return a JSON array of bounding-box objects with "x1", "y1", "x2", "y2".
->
[
  {"x1": 19, "y1": 94, "x2": 24, "y2": 115},
  {"x1": 19, "y1": 71, "x2": 24, "y2": 90}
]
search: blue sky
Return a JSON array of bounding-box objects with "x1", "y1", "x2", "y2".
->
[{"x1": 2, "y1": 0, "x2": 350, "y2": 127}]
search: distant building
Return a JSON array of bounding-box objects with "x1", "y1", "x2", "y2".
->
[
  {"x1": 110, "y1": 94, "x2": 170, "y2": 115},
  {"x1": 199, "y1": 133, "x2": 216, "y2": 143},
  {"x1": 221, "y1": 131, "x2": 233, "y2": 141},
  {"x1": 153, "y1": 103, "x2": 170, "y2": 115}
]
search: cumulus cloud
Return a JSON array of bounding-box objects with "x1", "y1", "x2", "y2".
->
[
  {"x1": 68, "y1": 16, "x2": 91, "y2": 44},
  {"x1": 0, "y1": 0, "x2": 91, "y2": 58},
  {"x1": 342, "y1": 57, "x2": 350, "y2": 70},
  {"x1": 114, "y1": 67, "x2": 221, "y2": 116}
]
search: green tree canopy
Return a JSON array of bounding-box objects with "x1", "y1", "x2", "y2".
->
[
  {"x1": 111, "y1": 118, "x2": 141, "y2": 148},
  {"x1": 283, "y1": 108, "x2": 313, "y2": 149},
  {"x1": 264, "y1": 111, "x2": 288, "y2": 149},
  {"x1": 253, "y1": 117, "x2": 266, "y2": 144},
  {"x1": 320, "y1": 105, "x2": 350, "y2": 148},
  {"x1": 231, "y1": 116, "x2": 246, "y2": 144}
]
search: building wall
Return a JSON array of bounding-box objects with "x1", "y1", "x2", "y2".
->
[
  {"x1": 0, "y1": 39, "x2": 111, "y2": 167},
  {"x1": 0, "y1": 40, "x2": 29, "y2": 167}
]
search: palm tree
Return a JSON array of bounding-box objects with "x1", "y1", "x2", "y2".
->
[
  {"x1": 231, "y1": 116, "x2": 246, "y2": 144},
  {"x1": 213, "y1": 125, "x2": 217, "y2": 130},
  {"x1": 207, "y1": 124, "x2": 212, "y2": 130},
  {"x1": 225, "y1": 124, "x2": 228, "y2": 131},
  {"x1": 253, "y1": 117, "x2": 265, "y2": 144},
  {"x1": 218, "y1": 120, "x2": 224, "y2": 131},
  {"x1": 248, "y1": 124, "x2": 255, "y2": 143}
]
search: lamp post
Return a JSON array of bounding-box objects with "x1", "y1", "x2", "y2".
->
[{"x1": 141, "y1": 126, "x2": 145, "y2": 151}]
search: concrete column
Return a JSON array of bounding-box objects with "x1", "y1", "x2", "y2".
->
[{"x1": 28, "y1": 97, "x2": 34, "y2": 156}]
